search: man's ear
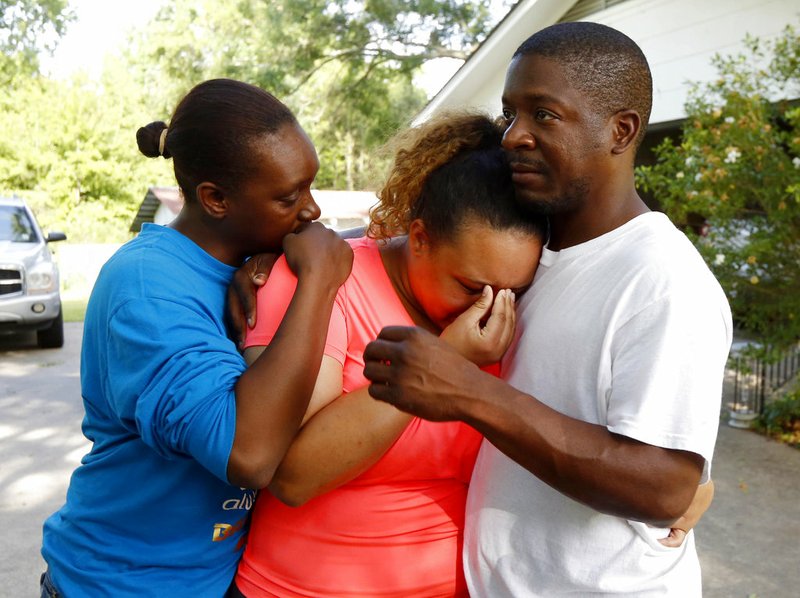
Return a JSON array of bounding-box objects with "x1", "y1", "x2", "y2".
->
[
  {"x1": 408, "y1": 219, "x2": 431, "y2": 257},
  {"x1": 196, "y1": 182, "x2": 228, "y2": 220},
  {"x1": 610, "y1": 109, "x2": 641, "y2": 155}
]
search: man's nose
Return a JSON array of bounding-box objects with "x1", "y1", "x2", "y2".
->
[{"x1": 502, "y1": 118, "x2": 536, "y2": 151}]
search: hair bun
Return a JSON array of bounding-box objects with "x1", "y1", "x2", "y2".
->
[{"x1": 136, "y1": 121, "x2": 170, "y2": 159}]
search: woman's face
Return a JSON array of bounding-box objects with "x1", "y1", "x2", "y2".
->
[
  {"x1": 407, "y1": 217, "x2": 543, "y2": 331},
  {"x1": 226, "y1": 122, "x2": 321, "y2": 255}
]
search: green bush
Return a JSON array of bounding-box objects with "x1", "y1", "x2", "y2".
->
[
  {"x1": 758, "y1": 389, "x2": 800, "y2": 448},
  {"x1": 637, "y1": 24, "x2": 800, "y2": 351}
]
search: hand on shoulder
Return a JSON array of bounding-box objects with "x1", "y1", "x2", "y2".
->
[{"x1": 283, "y1": 222, "x2": 353, "y2": 284}]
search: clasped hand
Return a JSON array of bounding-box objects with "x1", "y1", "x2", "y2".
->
[{"x1": 227, "y1": 222, "x2": 353, "y2": 347}]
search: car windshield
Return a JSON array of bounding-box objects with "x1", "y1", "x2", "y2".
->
[{"x1": 0, "y1": 205, "x2": 38, "y2": 242}]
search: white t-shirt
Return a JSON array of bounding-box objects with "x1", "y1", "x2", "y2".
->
[{"x1": 464, "y1": 212, "x2": 732, "y2": 597}]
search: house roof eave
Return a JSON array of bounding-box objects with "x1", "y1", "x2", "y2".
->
[{"x1": 414, "y1": 0, "x2": 575, "y2": 124}]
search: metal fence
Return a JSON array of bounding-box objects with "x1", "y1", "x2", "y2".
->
[{"x1": 725, "y1": 343, "x2": 800, "y2": 427}]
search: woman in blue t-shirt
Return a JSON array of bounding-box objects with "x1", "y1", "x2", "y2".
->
[{"x1": 40, "y1": 79, "x2": 353, "y2": 598}]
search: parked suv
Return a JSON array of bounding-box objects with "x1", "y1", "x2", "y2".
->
[{"x1": 0, "y1": 196, "x2": 66, "y2": 348}]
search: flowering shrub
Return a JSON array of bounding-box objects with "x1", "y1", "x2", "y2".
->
[{"x1": 637, "y1": 25, "x2": 800, "y2": 350}]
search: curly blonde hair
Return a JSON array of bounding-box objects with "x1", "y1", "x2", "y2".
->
[{"x1": 368, "y1": 111, "x2": 506, "y2": 239}]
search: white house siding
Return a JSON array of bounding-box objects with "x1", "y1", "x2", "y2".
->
[
  {"x1": 417, "y1": 0, "x2": 799, "y2": 125},
  {"x1": 589, "y1": 0, "x2": 799, "y2": 124}
]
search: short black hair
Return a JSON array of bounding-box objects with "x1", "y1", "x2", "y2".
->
[
  {"x1": 136, "y1": 79, "x2": 297, "y2": 202},
  {"x1": 514, "y1": 22, "x2": 652, "y2": 148}
]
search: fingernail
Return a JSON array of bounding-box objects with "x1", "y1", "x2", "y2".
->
[
  {"x1": 254, "y1": 274, "x2": 266, "y2": 284},
  {"x1": 247, "y1": 317, "x2": 254, "y2": 328}
]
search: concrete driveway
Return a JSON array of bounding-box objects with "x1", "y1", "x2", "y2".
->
[
  {"x1": 1, "y1": 322, "x2": 799, "y2": 597},
  {"x1": 0, "y1": 323, "x2": 87, "y2": 596}
]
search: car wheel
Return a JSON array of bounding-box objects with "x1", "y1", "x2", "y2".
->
[{"x1": 37, "y1": 310, "x2": 64, "y2": 348}]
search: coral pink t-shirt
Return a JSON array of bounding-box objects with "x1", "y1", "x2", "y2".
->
[{"x1": 236, "y1": 236, "x2": 483, "y2": 597}]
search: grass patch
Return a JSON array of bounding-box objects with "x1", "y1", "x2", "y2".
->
[{"x1": 62, "y1": 298, "x2": 88, "y2": 322}]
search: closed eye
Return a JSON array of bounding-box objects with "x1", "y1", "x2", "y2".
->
[
  {"x1": 278, "y1": 192, "x2": 300, "y2": 205},
  {"x1": 458, "y1": 280, "x2": 484, "y2": 294}
]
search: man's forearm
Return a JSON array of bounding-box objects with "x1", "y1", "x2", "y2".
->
[
  {"x1": 457, "y1": 373, "x2": 704, "y2": 526},
  {"x1": 364, "y1": 327, "x2": 704, "y2": 526}
]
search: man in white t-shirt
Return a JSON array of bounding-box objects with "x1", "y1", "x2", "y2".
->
[{"x1": 363, "y1": 22, "x2": 732, "y2": 596}]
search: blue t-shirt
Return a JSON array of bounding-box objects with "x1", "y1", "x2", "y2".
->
[{"x1": 42, "y1": 224, "x2": 252, "y2": 597}]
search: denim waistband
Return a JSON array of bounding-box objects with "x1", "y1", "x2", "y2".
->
[{"x1": 40, "y1": 570, "x2": 60, "y2": 598}]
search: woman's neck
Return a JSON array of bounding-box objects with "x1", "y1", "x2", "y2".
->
[
  {"x1": 169, "y1": 209, "x2": 244, "y2": 267},
  {"x1": 378, "y1": 236, "x2": 440, "y2": 334}
]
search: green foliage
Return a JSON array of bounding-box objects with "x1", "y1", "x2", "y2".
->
[
  {"x1": 3, "y1": 0, "x2": 508, "y2": 241},
  {"x1": 758, "y1": 388, "x2": 800, "y2": 448},
  {"x1": 0, "y1": 1, "x2": 173, "y2": 242},
  {"x1": 126, "y1": 0, "x2": 504, "y2": 190},
  {"x1": 0, "y1": 71, "x2": 173, "y2": 242},
  {"x1": 637, "y1": 25, "x2": 800, "y2": 350},
  {"x1": 0, "y1": 0, "x2": 73, "y2": 83}
]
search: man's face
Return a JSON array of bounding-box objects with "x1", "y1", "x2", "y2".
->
[{"x1": 500, "y1": 54, "x2": 610, "y2": 215}]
